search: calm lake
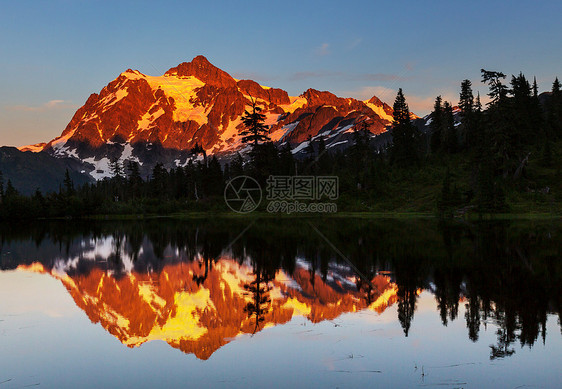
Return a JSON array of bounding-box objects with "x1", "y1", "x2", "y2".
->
[{"x1": 0, "y1": 218, "x2": 560, "y2": 388}]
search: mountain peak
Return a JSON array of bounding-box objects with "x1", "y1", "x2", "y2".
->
[{"x1": 165, "y1": 55, "x2": 236, "y2": 88}]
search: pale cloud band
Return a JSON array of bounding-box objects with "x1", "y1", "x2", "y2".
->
[{"x1": 6, "y1": 100, "x2": 77, "y2": 112}]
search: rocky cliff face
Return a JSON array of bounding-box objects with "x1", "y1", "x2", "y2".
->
[{"x1": 22, "y1": 55, "x2": 398, "y2": 180}]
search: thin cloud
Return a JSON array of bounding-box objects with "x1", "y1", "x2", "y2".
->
[
  {"x1": 289, "y1": 71, "x2": 342, "y2": 81},
  {"x1": 314, "y1": 43, "x2": 330, "y2": 56},
  {"x1": 405, "y1": 62, "x2": 416, "y2": 71},
  {"x1": 404, "y1": 92, "x2": 457, "y2": 116},
  {"x1": 340, "y1": 86, "x2": 397, "y2": 103},
  {"x1": 348, "y1": 38, "x2": 362, "y2": 50},
  {"x1": 232, "y1": 72, "x2": 277, "y2": 82},
  {"x1": 339, "y1": 86, "x2": 457, "y2": 116},
  {"x1": 6, "y1": 100, "x2": 77, "y2": 112},
  {"x1": 355, "y1": 73, "x2": 406, "y2": 82}
]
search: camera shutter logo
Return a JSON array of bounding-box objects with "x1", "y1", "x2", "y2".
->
[{"x1": 224, "y1": 176, "x2": 262, "y2": 213}]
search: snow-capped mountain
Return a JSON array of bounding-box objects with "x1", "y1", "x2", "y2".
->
[{"x1": 21, "y1": 55, "x2": 398, "y2": 180}]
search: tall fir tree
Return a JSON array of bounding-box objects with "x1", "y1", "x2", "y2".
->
[
  {"x1": 443, "y1": 101, "x2": 457, "y2": 154},
  {"x1": 530, "y1": 76, "x2": 545, "y2": 140},
  {"x1": 481, "y1": 69, "x2": 513, "y2": 176},
  {"x1": 459, "y1": 80, "x2": 474, "y2": 117},
  {"x1": 430, "y1": 96, "x2": 443, "y2": 154},
  {"x1": 510, "y1": 72, "x2": 533, "y2": 151},
  {"x1": 390, "y1": 88, "x2": 419, "y2": 166},
  {"x1": 110, "y1": 158, "x2": 125, "y2": 179},
  {"x1": 126, "y1": 160, "x2": 143, "y2": 200},
  {"x1": 305, "y1": 134, "x2": 316, "y2": 160},
  {"x1": 481, "y1": 69, "x2": 509, "y2": 106},
  {"x1": 278, "y1": 143, "x2": 296, "y2": 175},
  {"x1": 547, "y1": 77, "x2": 562, "y2": 138},
  {"x1": 63, "y1": 169, "x2": 74, "y2": 196},
  {"x1": 190, "y1": 143, "x2": 207, "y2": 167},
  {"x1": 459, "y1": 80, "x2": 474, "y2": 150},
  {"x1": 230, "y1": 152, "x2": 245, "y2": 178},
  {"x1": 240, "y1": 101, "x2": 270, "y2": 147},
  {"x1": 4, "y1": 179, "x2": 17, "y2": 199}
]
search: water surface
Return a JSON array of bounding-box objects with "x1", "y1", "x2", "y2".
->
[{"x1": 0, "y1": 219, "x2": 560, "y2": 388}]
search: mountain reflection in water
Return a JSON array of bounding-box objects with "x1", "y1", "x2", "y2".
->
[{"x1": 1, "y1": 218, "x2": 560, "y2": 361}]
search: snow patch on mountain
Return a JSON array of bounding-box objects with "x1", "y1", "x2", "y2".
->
[
  {"x1": 83, "y1": 156, "x2": 112, "y2": 180},
  {"x1": 365, "y1": 101, "x2": 393, "y2": 123}
]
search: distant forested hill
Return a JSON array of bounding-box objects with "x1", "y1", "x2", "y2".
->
[{"x1": 0, "y1": 147, "x2": 91, "y2": 195}]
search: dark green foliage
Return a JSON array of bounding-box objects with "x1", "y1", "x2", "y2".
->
[
  {"x1": 459, "y1": 79, "x2": 474, "y2": 117},
  {"x1": 240, "y1": 101, "x2": 270, "y2": 147},
  {"x1": 438, "y1": 168, "x2": 461, "y2": 216},
  {"x1": 430, "y1": 96, "x2": 443, "y2": 153},
  {"x1": 230, "y1": 152, "x2": 245, "y2": 177},
  {"x1": 547, "y1": 77, "x2": 562, "y2": 138},
  {"x1": 278, "y1": 144, "x2": 296, "y2": 175},
  {"x1": 443, "y1": 101, "x2": 457, "y2": 154},
  {"x1": 110, "y1": 158, "x2": 124, "y2": 179},
  {"x1": 540, "y1": 139, "x2": 553, "y2": 167},
  {"x1": 305, "y1": 134, "x2": 315, "y2": 159},
  {"x1": 4, "y1": 179, "x2": 18, "y2": 199},
  {"x1": 390, "y1": 88, "x2": 420, "y2": 167},
  {"x1": 249, "y1": 142, "x2": 280, "y2": 184},
  {"x1": 63, "y1": 169, "x2": 75, "y2": 196},
  {"x1": 459, "y1": 80, "x2": 474, "y2": 150},
  {"x1": 0, "y1": 146, "x2": 91, "y2": 195},
  {"x1": 190, "y1": 143, "x2": 207, "y2": 166},
  {"x1": 126, "y1": 160, "x2": 143, "y2": 200},
  {"x1": 0, "y1": 69, "x2": 560, "y2": 219},
  {"x1": 481, "y1": 69, "x2": 508, "y2": 106}
]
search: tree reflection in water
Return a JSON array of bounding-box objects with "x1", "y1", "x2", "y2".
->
[{"x1": 0, "y1": 218, "x2": 560, "y2": 360}]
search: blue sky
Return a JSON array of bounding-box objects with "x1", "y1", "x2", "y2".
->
[{"x1": 1, "y1": 0, "x2": 561, "y2": 147}]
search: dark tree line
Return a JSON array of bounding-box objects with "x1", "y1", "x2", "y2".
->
[
  {"x1": 1, "y1": 70, "x2": 560, "y2": 219},
  {"x1": 2, "y1": 218, "x2": 559, "y2": 356}
]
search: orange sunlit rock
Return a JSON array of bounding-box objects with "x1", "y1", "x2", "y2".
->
[{"x1": 19, "y1": 259, "x2": 399, "y2": 359}]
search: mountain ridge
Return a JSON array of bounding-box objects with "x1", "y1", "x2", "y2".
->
[{"x1": 19, "y1": 55, "x2": 401, "y2": 180}]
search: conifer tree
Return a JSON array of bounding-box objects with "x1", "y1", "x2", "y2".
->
[
  {"x1": 278, "y1": 144, "x2": 296, "y2": 175},
  {"x1": 110, "y1": 158, "x2": 124, "y2": 179},
  {"x1": 305, "y1": 134, "x2": 315, "y2": 159},
  {"x1": 459, "y1": 80, "x2": 474, "y2": 117},
  {"x1": 510, "y1": 72, "x2": 533, "y2": 151},
  {"x1": 459, "y1": 80, "x2": 474, "y2": 150},
  {"x1": 126, "y1": 160, "x2": 143, "y2": 199},
  {"x1": 230, "y1": 152, "x2": 245, "y2": 177},
  {"x1": 4, "y1": 179, "x2": 17, "y2": 199},
  {"x1": 430, "y1": 96, "x2": 443, "y2": 154},
  {"x1": 240, "y1": 101, "x2": 270, "y2": 147},
  {"x1": 390, "y1": 88, "x2": 419, "y2": 166},
  {"x1": 190, "y1": 143, "x2": 207, "y2": 167},
  {"x1": 530, "y1": 76, "x2": 545, "y2": 140},
  {"x1": 547, "y1": 77, "x2": 562, "y2": 138},
  {"x1": 471, "y1": 92, "x2": 484, "y2": 152},
  {"x1": 204, "y1": 156, "x2": 224, "y2": 196},
  {"x1": 481, "y1": 69, "x2": 508, "y2": 106},
  {"x1": 150, "y1": 163, "x2": 168, "y2": 200},
  {"x1": 443, "y1": 101, "x2": 457, "y2": 154},
  {"x1": 481, "y1": 69, "x2": 512, "y2": 176},
  {"x1": 63, "y1": 169, "x2": 74, "y2": 196}
]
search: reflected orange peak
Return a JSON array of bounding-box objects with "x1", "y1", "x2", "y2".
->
[{"x1": 18, "y1": 259, "x2": 399, "y2": 359}]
